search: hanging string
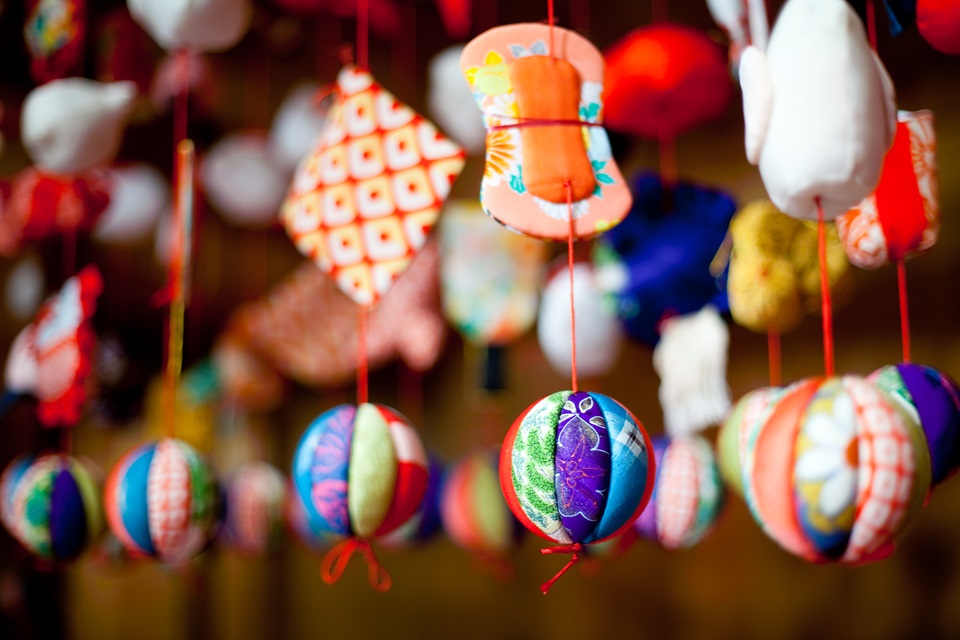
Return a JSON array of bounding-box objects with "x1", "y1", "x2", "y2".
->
[
  {"x1": 357, "y1": 305, "x2": 369, "y2": 405},
  {"x1": 898, "y1": 260, "x2": 911, "y2": 363},
  {"x1": 320, "y1": 538, "x2": 392, "y2": 592},
  {"x1": 548, "y1": 0, "x2": 557, "y2": 60},
  {"x1": 540, "y1": 542, "x2": 583, "y2": 594},
  {"x1": 866, "y1": 0, "x2": 878, "y2": 51},
  {"x1": 565, "y1": 180, "x2": 579, "y2": 393},
  {"x1": 767, "y1": 328, "x2": 781, "y2": 387},
  {"x1": 816, "y1": 198, "x2": 835, "y2": 378},
  {"x1": 659, "y1": 132, "x2": 678, "y2": 190},
  {"x1": 357, "y1": 0, "x2": 370, "y2": 70}
]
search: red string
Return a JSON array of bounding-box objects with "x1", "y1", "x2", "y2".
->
[
  {"x1": 320, "y1": 538, "x2": 392, "y2": 592},
  {"x1": 357, "y1": 0, "x2": 369, "y2": 70},
  {"x1": 540, "y1": 542, "x2": 583, "y2": 594},
  {"x1": 866, "y1": 0, "x2": 878, "y2": 51},
  {"x1": 357, "y1": 305, "x2": 369, "y2": 405},
  {"x1": 659, "y1": 133, "x2": 677, "y2": 189},
  {"x1": 548, "y1": 0, "x2": 556, "y2": 59},
  {"x1": 767, "y1": 328, "x2": 781, "y2": 387},
  {"x1": 488, "y1": 117, "x2": 603, "y2": 131},
  {"x1": 816, "y1": 199, "x2": 835, "y2": 378},
  {"x1": 898, "y1": 260, "x2": 911, "y2": 363},
  {"x1": 565, "y1": 180, "x2": 579, "y2": 393}
]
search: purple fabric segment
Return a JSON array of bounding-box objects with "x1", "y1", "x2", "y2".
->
[
  {"x1": 292, "y1": 405, "x2": 356, "y2": 537},
  {"x1": 555, "y1": 392, "x2": 611, "y2": 543},
  {"x1": 899, "y1": 364, "x2": 960, "y2": 484},
  {"x1": 50, "y1": 467, "x2": 87, "y2": 560},
  {"x1": 634, "y1": 436, "x2": 667, "y2": 542}
]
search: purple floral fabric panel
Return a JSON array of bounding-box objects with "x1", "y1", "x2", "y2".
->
[{"x1": 555, "y1": 392, "x2": 611, "y2": 542}]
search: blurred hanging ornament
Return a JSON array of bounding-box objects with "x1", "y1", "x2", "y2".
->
[
  {"x1": 149, "y1": 52, "x2": 222, "y2": 117},
  {"x1": 836, "y1": 110, "x2": 938, "y2": 269},
  {"x1": 270, "y1": 83, "x2": 329, "y2": 174},
  {"x1": 105, "y1": 438, "x2": 220, "y2": 563},
  {"x1": 4, "y1": 255, "x2": 44, "y2": 322},
  {"x1": 440, "y1": 448, "x2": 522, "y2": 563},
  {"x1": 215, "y1": 239, "x2": 445, "y2": 389},
  {"x1": 428, "y1": 46, "x2": 486, "y2": 156},
  {"x1": 460, "y1": 23, "x2": 631, "y2": 240},
  {"x1": 538, "y1": 262, "x2": 622, "y2": 380},
  {"x1": 211, "y1": 334, "x2": 286, "y2": 413},
  {"x1": 3, "y1": 266, "x2": 103, "y2": 427},
  {"x1": 724, "y1": 377, "x2": 930, "y2": 563},
  {"x1": 201, "y1": 133, "x2": 287, "y2": 228},
  {"x1": 22, "y1": 79, "x2": 137, "y2": 175},
  {"x1": 144, "y1": 365, "x2": 219, "y2": 455},
  {"x1": 292, "y1": 403, "x2": 429, "y2": 590},
  {"x1": 916, "y1": 0, "x2": 960, "y2": 54},
  {"x1": 739, "y1": 0, "x2": 896, "y2": 220},
  {"x1": 281, "y1": 65, "x2": 465, "y2": 307},
  {"x1": 440, "y1": 200, "x2": 545, "y2": 346},
  {"x1": 728, "y1": 200, "x2": 848, "y2": 333},
  {"x1": 604, "y1": 24, "x2": 732, "y2": 140},
  {"x1": 93, "y1": 163, "x2": 168, "y2": 244},
  {"x1": 0, "y1": 454, "x2": 103, "y2": 562},
  {"x1": 870, "y1": 363, "x2": 960, "y2": 488},
  {"x1": 127, "y1": 0, "x2": 252, "y2": 53},
  {"x1": 717, "y1": 386, "x2": 782, "y2": 497},
  {"x1": 501, "y1": 391, "x2": 655, "y2": 592},
  {"x1": 221, "y1": 462, "x2": 287, "y2": 555},
  {"x1": 381, "y1": 453, "x2": 444, "y2": 548},
  {"x1": 634, "y1": 435, "x2": 724, "y2": 549},
  {"x1": 24, "y1": 0, "x2": 87, "y2": 83}
]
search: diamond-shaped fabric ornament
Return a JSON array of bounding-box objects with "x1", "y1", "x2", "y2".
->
[{"x1": 281, "y1": 65, "x2": 466, "y2": 307}]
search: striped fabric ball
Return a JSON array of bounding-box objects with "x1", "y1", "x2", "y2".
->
[
  {"x1": 380, "y1": 453, "x2": 444, "y2": 548},
  {"x1": 105, "y1": 438, "x2": 219, "y2": 563},
  {"x1": 500, "y1": 391, "x2": 656, "y2": 545},
  {"x1": 0, "y1": 454, "x2": 103, "y2": 561}
]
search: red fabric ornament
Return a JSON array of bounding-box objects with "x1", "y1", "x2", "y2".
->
[
  {"x1": 24, "y1": 0, "x2": 87, "y2": 83},
  {"x1": 0, "y1": 169, "x2": 111, "y2": 258},
  {"x1": 604, "y1": 24, "x2": 732, "y2": 140},
  {"x1": 917, "y1": 0, "x2": 960, "y2": 55}
]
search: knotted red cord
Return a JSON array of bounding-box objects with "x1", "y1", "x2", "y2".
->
[
  {"x1": 320, "y1": 538, "x2": 392, "y2": 592},
  {"x1": 487, "y1": 116, "x2": 603, "y2": 131},
  {"x1": 768, "y1": 327, "x2": 782, "y2": 387},
  {"x1": 816, "y1": 198, "x2": 835, "y2": 378},
  {"x1": 539, "y1": 542, "x2": 584, "y2": 594}
]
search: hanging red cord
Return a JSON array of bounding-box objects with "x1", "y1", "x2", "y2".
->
[
  {"x1": 540, "y1": 542, "x2": 583, "y2": 594},
  {"x1": 548, "y1": 0, "x2": 556, "y2": 59},
  {"x1": 866, "y1": 0, "x2": 878, "y2": 50},
  {"x1": 320, "y1": 538, "x2": 392, "y2": 592},
  {"x1": 816, "y1": 198, "x2": 835, "y2": 378},
  {"x1": 767, "y1": 328, "x2": 782, "y2": 387},
  {"x1": 357, "y1": 305, "x2": 369, "y2": 405},
  {"x1": 898, "y1": 259, "x2": 912, "y2": 363},
  {"x1": 565, "y1": 180, "x2": 579, "y2": 393},
  {"x1": 659, "y1": 132, "x2": 678, "y2": 189},
  {"x1": 357, "y1": 0, "x2": 370, "y2": 70}
]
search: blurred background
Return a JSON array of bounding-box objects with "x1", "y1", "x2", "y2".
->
[{"x1": 1, "y1": 0, "x2": 960, "y2": 638}]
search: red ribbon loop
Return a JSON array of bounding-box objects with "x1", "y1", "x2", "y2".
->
[
  {"x1": 320, "y1": 538, "x2": 392, "y2": 593},
  {"x1": 539, "y1": 542, "x2": 584, "y2": 594},
  {"x1": 487, "y1": 116, "x2": 604, "y2": 131}
]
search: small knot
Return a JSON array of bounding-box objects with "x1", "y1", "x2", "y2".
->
[
  {"x1": 539, "y1": 542, "x2": 584, "y2": 594},
  {"x1": 320, "y1": 538, "x2": 392, "y2": 593}
]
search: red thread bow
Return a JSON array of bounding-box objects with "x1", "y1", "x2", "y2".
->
[
  {"x1": 320, "y1": 538, "x2": 392, "y2": 592},
  {"x1": 539, "y1": 542, "x2": 584, "y2": 594}
]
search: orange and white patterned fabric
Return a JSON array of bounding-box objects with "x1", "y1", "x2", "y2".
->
[
  {"x1": 281, "y1": 65, "x2": 466, "y2": 307},
  {"x1": 836, "y1": 110, "x2": 938, "y2": 269}
]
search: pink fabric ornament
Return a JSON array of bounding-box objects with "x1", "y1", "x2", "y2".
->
[
  {"x1": 201, "y1": 133, "x2": 287, "y2": 229},
  {"x1": 281, "y1": 65, "x2": 466, "y2": 307},
  {"x1": 93, "y1": 164, "x2": 168, "y2": 244},
  {"x1": 221, "y1": 462, "x2": 287, "y2": 555},
  {"x1": 836, "y1": 110, "x2": 938, "y2": 269},
  {"x1": 739, "y1": 0, "x2": 897, "y2": 220}
]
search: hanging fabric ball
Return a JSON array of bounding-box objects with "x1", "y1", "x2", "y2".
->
[
  {"x1": 221, "y1": 462, "x2": 287, "y2": 555},
  {"x1": 717, "y1": 386, "x2": 782, "y2": 497},
  {"x1": 870, "y1": 363, "x2": 960, "y2": 488},
  {"x1": 127, "y1": 0, "x2": 252, "y2": 53},
  {"x1": 917, "y1": 0, "x2": 960, "y2": 54},
  {"x1": 269, "y1": 83, "x2": 328, "y2": 174},
  {"x1": 381, "y1": 454, "x2": 444, "y2": 548},
  {"x1": 604, "y1": 24, "x2": 732, "y2": 140},
  {"x1": 93, "y1": 164, "x2": 169, "y2": 244},
  {"x1": 292, "y1": 404, "x2": 429, "y2": 541},
  {"x1": 836, "y1": 110, "x2": 938, "y2": 269},
  {"x1": 730, "y1": 377, "x2": 930, "y2": 563},
  {"x1": 201, "y1": 133, "x2": 287, "y2": 228},
  {"x1": 634, "y1": 435, "x2": 725, "y2": 549},
  {"x1": 105, "y1": 439, "x2": 220, "y2": 563},
  {"x1": 440, "y1": 449, "x2": 522, "y2": 560},
  {"x1": 738, "y1": 0, "x2": 896, "y2": 220},
  {"x1": 501, "y1": 391, "x2": 655, "y2": 552},
  {"x1": 22, "y1": 79, "x2": 137, "y2": 175},
  {"x1": 427, "y1": 46, "x2": 486, "y2": 157},
  {"x1": 0, "y1": 454, "x2": 103, "y2": 561},
  {"x1": 728, "y1": 200, "x2": 848, "y2": 333},
  {"x1": 285, "y1": 482, "x2": 336, "y2": 551},
  {"x1": 538, "y1": 262, "x2": 623, "y2": 380}
]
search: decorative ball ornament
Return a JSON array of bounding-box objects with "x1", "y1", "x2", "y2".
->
[
  {"x1": 292, "y1": 403, "x2": 429, "y2": 590},
  {"x1": 500, "y1": 390, "x2": 655, "y2": 592},
  {"x1": 221, "y1": 462, "x2": 287, "y2": 555},
  {"x1": 869, "y1": 363, "x2": 960, "y2": 488},
  {"x1": 440, "y1": 449, "x2": 522, "y2": 560},
  {"x1": 917, "y1": 0, "x2": 960, "y2": 54},
  {"x1": 0, "y1": 454, "x2": 103, "y2": 561},
  {"x1": 381, "y1": 454, "x2": 444, "y2": 548},
  {"x1": 728, "y1": 377, "x2": 930, "y2": 563},
  {"x1": 105, "y1": 439, "x2": 220, "y2": 563},
  {"x1": 717, "y1": 386, "x2": 782, "y2": 497},
  {"x1": 634, "y1": 435, "x2": 725, "y2": 549}
]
